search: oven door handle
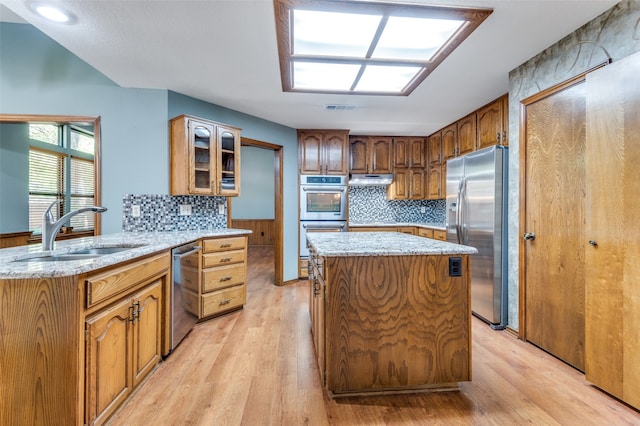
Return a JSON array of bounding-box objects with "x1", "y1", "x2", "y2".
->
[
  {"x1": 301, "y1": 187, "x2": 346, "y2": 192},
  {"x1": 302, "y1": 223, "x2": 346, "y2": 230}
]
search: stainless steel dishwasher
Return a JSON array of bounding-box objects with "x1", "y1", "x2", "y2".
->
[{"x1": 171, "y1": 242, "x2": 201, "y2": 352}]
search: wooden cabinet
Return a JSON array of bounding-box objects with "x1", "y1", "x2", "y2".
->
[
  {"x1": 85, "y1": 281, "x2": 162, "y2": 426},
  {"x1": 477, "y1": 95, "x2": 508, "y2": 149},
  {"x1": 427, "y1": 131, "x2": 442, "y2": 166},
  {"x1": 389, "y1": 137, "x2": 425, "y2": 200},
  {"x1": 298, "y1": 130, "x2": 349, "y2": 175},
  {"x1": 349, "y1": 136, "x2": 393, "y2": 174},
  {"x1": 457, "y1": 112, "x2": 477, "y2": 156},
  {"x1": 427, "y1": 164, "x2": 443, "y2": 199},
  {"x1": 184, "y1": 235, "x2": 248, "y2": 319},
  {"x1": 442, "y1": 123, "x2": 458, "y2": 161},
  {"x1": 416, "y1": 227, "x2": 446, "y2": 241},
  {"x1": 170, "y1": 114, "x2": 241, "y2": 196},
  {"x1": 309, "y1": 250, "x2": 326, "y2": 385}
]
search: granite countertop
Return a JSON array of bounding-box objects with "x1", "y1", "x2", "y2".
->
[
  {"x1": 0, "y1": 229, "x2": 251, "y2": 279},
  {"x1": 349, "y1": 222, "x2": 446, "y2": 231},
  {"x1": 306, "y1": 231, "x2": 477, "y2": 257}
]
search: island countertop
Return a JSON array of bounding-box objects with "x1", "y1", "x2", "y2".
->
[
  {"x1": 306, "y1": 231, "x2": 477, "y2": 257},
  {"x1": 0, "y1": 229, "x2": 251, "y2": 279}
]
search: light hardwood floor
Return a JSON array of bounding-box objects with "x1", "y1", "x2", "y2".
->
[{"x1": 107, "y1": 246, "x2": 640, "y2": 425}]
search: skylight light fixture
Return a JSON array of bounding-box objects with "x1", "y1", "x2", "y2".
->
[
  {"x1": 274, "y1": 0, "x2": 492, "y2": 96},
  {"x1": 29, "y1": 2, "x2": 75, "y2": 24}
]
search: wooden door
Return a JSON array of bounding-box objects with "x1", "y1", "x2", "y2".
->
[
  {"x1": 458, "y1": 113, "x2": 477, "y2": 155},
  {"x1": 427, "y1": 131, "x2": 442, "y2": 166},
  {"x1": 409, "y1": 137, "x2": 425, "y2": 167},
  {"x1": 369, "y1": 137, "x2": 393, "y2": 174},
  {"x1": 585, "y1": 53, "x2": 640, "y2": 410},
  {"x1": 388, "y1": 168, "x2": 408, "y2": 200},
  {"x1": 298, "y1": 131, "x2": 323, "y2": 174},
  {"x1": 393, "y1": 137, "x2": 409, "y2": 167},
  {"x1": 349, "y1": 136, "x2": 368, "y2": 174},
  {"x1": 323, "y1": 131, "x2": 348, "y2": 175},
  {"x1": 441, "y1": 123, "x2": 458, "y2": 161},
  {"x1": 523, "y1": 79, "x2": 586, "y2": 371},
  {"x1": 409, "y1": 169, "x2": 425, "y2": 199},
  {"x1": 477, "y1": 98, "x2": 503, "y2": 149},
  {"x1": 85, "y1": 298, "x2": 133, "y2": 426},
  {"x1": 427, "y1": 165, "x2": 441, "y2": 199},
  {"x1": 132, "y1": 281, "x2": 162, "y2": 387}
]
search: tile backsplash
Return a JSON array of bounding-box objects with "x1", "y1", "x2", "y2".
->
[
  {"x1": 122, "y1": 194, "x2": 228, "y2": 232},
  {"x1": 349, "y1": 186, "x2": 445, "y2": 224}
]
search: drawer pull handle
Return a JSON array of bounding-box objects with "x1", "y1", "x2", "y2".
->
[
  {"x1": 220, "y1": 243, "x2": 232, "y2": 248},
  {"x1": 220, "y1": 258, "x2": 232, "y2": 262},
  {"x1": 220, "y1": 276, "x2": 232, "y2": 281},
  {"x1": 220, "y1": 298, "x2": 231, "y2": 305}
]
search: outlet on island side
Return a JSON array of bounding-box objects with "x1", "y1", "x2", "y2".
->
[{"x1": 449, "y1": 257, "x2": 462, "y2": 277}]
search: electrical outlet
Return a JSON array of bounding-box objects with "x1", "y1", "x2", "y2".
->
[
  {"x1": 179, "y1": 204, "x2": 192, "y2": 216},
  {"x1": 421, "y1": 206, "x2": 426, "y2": 213},
  {"x1": 131, "y1": 205, "x2": 141, "y2": 218},
  {"x1": 449, "y1": 257, "x2": 462, "y2": 277},
  {"x1": 218, "y1": 204, "x2": 225, "y2": 215}
]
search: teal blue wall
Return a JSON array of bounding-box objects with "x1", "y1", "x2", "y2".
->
[
  {"x1": 0, "y1": 123, "x2": 29, "y2": 233},
  {"x1": 232, "y1": 146, "x2": 275, "y2": 220},
  {"x1": 1, "y1": 22, "x2": 299, "y2": 281}
]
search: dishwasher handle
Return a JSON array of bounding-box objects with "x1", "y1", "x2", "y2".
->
[{"x1": 173, "y1": 246, "x2": 201, "y2": 259}]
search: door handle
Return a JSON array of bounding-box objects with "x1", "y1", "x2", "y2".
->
[{"x1": 523, "y1": 232, "x2": 536, "y2": 241}]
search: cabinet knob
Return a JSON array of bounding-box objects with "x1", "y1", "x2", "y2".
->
[
  {"x1": 496, "y1": 132, "x2": 500, "y2": 142},
  {"x1": 589, "y1": 240, "x2": 597, "y2": 247},
  {"x1": 523, "y1": 232, "x2": 536, "y2": 241}
]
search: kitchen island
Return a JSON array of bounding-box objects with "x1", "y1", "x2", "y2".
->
[{"x1": 306, "y1": 231, "x2": 477, "y2": 397}]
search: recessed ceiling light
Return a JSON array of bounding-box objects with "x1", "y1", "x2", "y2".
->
[{"x1": 30, "y1": 2, "x2": 75, "y2": 24}]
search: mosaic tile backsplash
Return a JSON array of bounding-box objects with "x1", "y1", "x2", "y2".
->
[
  {"x1": 349, "y1": 186, "x2": 445, "y2": 224},
  {"x1": 122, "y1": 194, "x2": 228, "y2": 232}
]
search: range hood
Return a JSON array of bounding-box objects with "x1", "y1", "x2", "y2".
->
[{"x1": 348, "y1": 173, "x2": 393, "y2": 186}]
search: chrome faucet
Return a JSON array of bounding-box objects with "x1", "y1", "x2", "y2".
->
[{"x1": 41, "y1": 200, "x2": 107, "y2": 251}]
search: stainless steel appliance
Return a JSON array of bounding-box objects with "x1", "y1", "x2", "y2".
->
[
  {"x1": 300, "y1": 175, "x2": 348, "y2": 258},
  {"x1": 446, "y1": 145, "x2": 508, "y2": 329},
  {"x1": 170, "y1": 242, "x2": 201, "y2": 351}
]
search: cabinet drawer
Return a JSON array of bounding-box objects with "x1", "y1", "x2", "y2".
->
[
  {"x1": 201, "y1": 285, "x2": 246, "y2": 317},
  {"x1": 203, "y1": 236, "x2": 245, "y2": 253},
  {"x1": 86, "y1": 252, "x2": 170, "y2": 308},
  {"x1": 181, "y1": 288, "x2": 200, "y2": 317},
  {"x1": 181, "y1": 265, "x2": 200, "y2": 293},
  {"x1": 417, "y1": 228, "x2": 434, "y2": 238},
  {"x1": 202, "y1": 249, "x2": 245, "y2": 268},
  {"x1": 433, "y1": 230, "x2": 446, "y2": 241},
  {"x1": 202, "y1": 263, "x2": 246, "y2": 292}
]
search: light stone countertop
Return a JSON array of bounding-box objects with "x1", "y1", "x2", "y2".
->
[
  {"x1": 348, "y1": 222, "x2": 446, "y2": 231},
  {"x1": 306, "y1": 232, "x2": 477, "y2": 257},
  {"x1": 0, "y1": 229, "x2": 251, "y2": 279}
]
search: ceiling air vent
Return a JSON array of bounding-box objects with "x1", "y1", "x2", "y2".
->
[{"x1": 325, "y1": 104, "x2": 356, "y2": 111}]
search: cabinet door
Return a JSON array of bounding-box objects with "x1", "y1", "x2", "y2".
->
[
  {"x1": 477, "y1": 98, "x2": 504, "y2": 149},
  {"x1": 409, "y1": 169, "x2": 426, "y2": 199},
  {"x1": 409, "y1": 137, "x2": 425, "y2": 167},
  {"x1": 313, "y1": 275, "x2": 326, "y2": 385},
  {"x1": 501, "y1": 95, "x2": 509, "y2": 146},
  {"x1": 189, "y1": 120, "x2": 216, "y2": 195},
  {"x1": 217, "y1": 125, "x2": 241, "y2": 196},
  {"x1": 299, "y1": 131, "x2": 323, "y2": 174},
  {"x1": 132, "y1": 281, "x2": 162, "y2": 387},
  {"x1": 369, "y1": 137, "x2": 393, "y2": 174},
  {"x1": 427, "y1": 165, "x2": 441, "y2": 199},
  {"x1": 349, "y1": 136, "x2": 369, "y2": 174},
  {"x1": 427, "y1": 132, "x2": 442, "y2": 166},
  {"x1": 387, "y1": 168, "x2": 408, "y2": 200},
  {"x1": 458, "y1": 113, "x2": 477, "y2": 156},
  {"x1": 441, "y1": 123, "x2": 458, "y2": 161},
  {"x1": 393, "y1": 137, "x2": 409, "y2": 167},
  {"x1": 85, "y1": 298, "x2": 134, "y2": 426},
  {"x1": 323, "y1": 131, "x2": 349, "y2": 175}
]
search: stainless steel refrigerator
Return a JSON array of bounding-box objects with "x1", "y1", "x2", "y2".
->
[{"x1": 446, "y1": 145, "x2": 508, "y2": 329}]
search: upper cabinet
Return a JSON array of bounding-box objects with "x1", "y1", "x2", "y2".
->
[
  {"x1": 393, "y1": 137, "x2": 425, "y2": 168},
  {"x1": 299, "y1": 130, "x2": 349, "y2": 175},
  {"x1": 441, "y1": 123, "x2": 458, "y2": 162},
  {"x1": 457, "y1": 112, "x2": 477, "y2": 156},
  {"x1": 349, "y1": 136, "x2": 393, "y2": 174},
  {"x1": 427, "y1": 131, "x2": 442, "y2": 166},
  {"x1": 170, "y1": 114, "x2": 241, "y2": 196},
  {"x1": 477, "y1": 94, "x2": 508, "y2": 149}
]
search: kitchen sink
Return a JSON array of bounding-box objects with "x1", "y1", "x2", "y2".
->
[
  {"x1": 15, "y1": 254, "x2": 102, "y2": 262},
  {"x1": 70, "y1": 246, "x2": 137, "y2": 255}
]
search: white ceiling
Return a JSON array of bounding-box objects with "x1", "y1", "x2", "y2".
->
[{"x1": 0, "y1": 0, "x2": 618, "y2": 136}]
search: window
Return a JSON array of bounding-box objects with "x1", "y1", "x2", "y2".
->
[
  {"x1": 274, "y1": 0, "x2": 492, "y2": 96},
  {"x1": 28, "y1": 124, "x2": 95, "y2": 234}
]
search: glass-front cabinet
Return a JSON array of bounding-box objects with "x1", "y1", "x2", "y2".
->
[{"x1": 170, "y1": 115, "x2": 241, "y2": 196}]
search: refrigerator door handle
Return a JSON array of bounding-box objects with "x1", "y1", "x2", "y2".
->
[
  {"x1": 461, "y1": 177, "x2": 469, "y2": 244},
  {"x1": 455, "y1": 178, "x2": 464, "y2": 245}
]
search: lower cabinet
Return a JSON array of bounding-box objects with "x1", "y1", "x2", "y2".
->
[
  {"x1": 85, "y1": 281, "x2": 162, "y2": 426},
  {"x1": 309, "y1": 255, "x2": 326, "y2": 385}
]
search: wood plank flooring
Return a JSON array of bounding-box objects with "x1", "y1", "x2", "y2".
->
[{"x1": 106, "y1": 246, "x2": 640, "y2": 425}]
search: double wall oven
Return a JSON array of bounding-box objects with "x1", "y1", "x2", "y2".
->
[{"x1": 299, "y1": 175, "x2": 348, "y2": 258}]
